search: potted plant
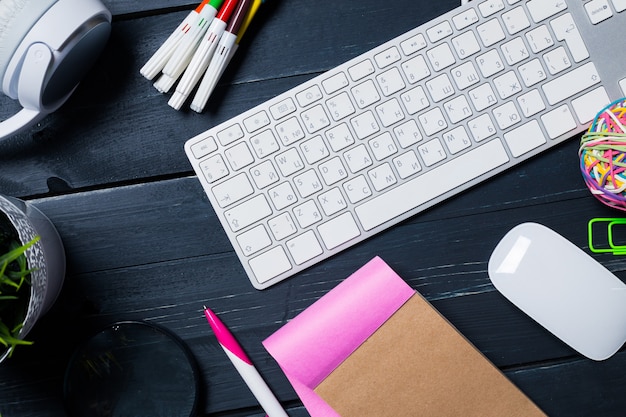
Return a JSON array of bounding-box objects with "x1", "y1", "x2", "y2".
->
[
  {"x1": 0, "y1": 234, "x2": 39, "y2": 357},
  {"x1": 0, "y1": 195, "x2": 66, "y2": 363}
]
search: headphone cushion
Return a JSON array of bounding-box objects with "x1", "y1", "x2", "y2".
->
[{"x1": 0, "y1": 0, "x2": 58, "y2": 82}]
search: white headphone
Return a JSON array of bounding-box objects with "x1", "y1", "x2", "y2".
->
[{"x1": 0, "y1": 0, "x2": 111, "y2": 140}]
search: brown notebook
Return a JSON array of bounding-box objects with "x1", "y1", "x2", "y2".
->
[{"x1": 314, "y1": 293, "x2": 546, "y2": 417}]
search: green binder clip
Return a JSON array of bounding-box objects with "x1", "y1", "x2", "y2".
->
[{"x1": 588, "y1": 218, "x2": 626, "y2": 255}]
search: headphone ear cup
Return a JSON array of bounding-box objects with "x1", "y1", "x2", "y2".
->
[
  {"x1": 0, "y1": 0, "x2": 111, "y2": 140},
  {"x1": 0, "y1": 0, "x2": 58, "y2": 87}
]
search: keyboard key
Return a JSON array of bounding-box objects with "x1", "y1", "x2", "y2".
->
[
  {"x1": 243, "y1": 111, "x2": 270, "y2": 133},
  {"x1": 503, "y1": 120, "x2": 546, "y2": 157},
  {"x1": 217, "y1": 124, "x2": 244, "y2": 146},
  {"x1": 224, "y1": 195, "x2": 272, "y2": 232},
  {"x1": 225, "y1": 142, "x2": 254, "y2": 170},
  {"x1": 451, "y1": 61, "x2": 480, "y2": 90},
  {"x1": 493, "y1": 101, "x2": 521, "y2": 129},
  {"x1": 199, "y1": 154, "x2": 229, "y2": 183},
  {"x1": 275, "y1": 148, "x2": 304, "y2": 176},
  {"x1": 551, "y1": 13, "x2": 590, "y2": 63},
  {"x1": 542, "y1": 62, "x2": 601, "y2": 105},
  {"x1": 318, "y1": 187, "x2": 348, "y2": 215},
  {"x1": 251, "y1": 130, "x2": 280, "y2": 158},
  {"x1": 355, "y1": 140, "x2": 509, "y2": 231},
  {"x1": 294, "y1": 169, "x2": 323, "y2": 197},
  {"x1": 393, "y1": 151, "x2": 421, "y2": 179},
  {"x1": 526, "y1": 25, "x2": 555, "y2": 53},
  {"x1": 585, "y1": 0, "x2": 613, "y2": 24},
  {"x1": 452, "y1": 31, "x2": 481, "y2": 59},
  {"x1": 250, "y1": 160, "x2": 280, "y2": 189},
  {"x1": 443, "y1": 126, "x2": 472, "y2": 154},
  {"x1": 469, "y1": 114, "x2": 497, "y2": 142},
  {"x1": 348, "y1": 59, "x2": 375, "y2": 81},
  {"x1": 326, "y1": 123, "x2": 355, "y2": 151},
  {"x1": 268, "y1": 182, "x2": 298, "y2": 210},
  {"x1": 344, "y1": 144, "x2": 373, "y2": 173},
  {"x1": 374, "y1": 46, "x2": 401, "y2": 68},
  {"x1": 212, "y1": 173, "x2": 253, "y2": 208},
  {"x1": 300, "y1": 135, "x2": 330, "y2": 164},
  {"x1": 394, "y1": 119, "x2": 423, "y2": 148},
  {"x1": 426, "y1": 74, "x2": 455, "y2": 102},
  {"x1": 469, "y1": 83, "x2": 498, "y2": 111},
  {"x1": 571, "y1": 87, "x2": 610, "y2": 124},
  {"x1": 249, "y1": 247, "x2": 291, "y2": 284},
  {"x1": 369, "y1": 132, "x2": 397, "y2": 160},
  {"x1": 479, "y1": 0, "x2": 505, "y2": 17},
  {"x1": 477, "y1": 19, "x2": 506, "y2": 46},
  {"x1": 375, "y1": 98, "x2": 405, "y2": 127},
  {"x1": 502, "y1": 6, "x2": 530, "y2": 34},
  {"x1": 541, "y1": 105, "x2": 577, "y2": 139},
  {"x1": 352, "y1": 79, "x2": 381, "y2": 108},
  {"x1": 276, "y1": 117, "x2": 305, "y2": 145},
  {"x1": 376, "y1": 68, "x2": 406, "y2": 96},
  {"x1": 613, "y1": 0, "x2": 626, "y2": 12},
  {"x1": 318, "y1": 212, "x2": 360, "y2": 249},
  {"x1": 189, "y1": 135, "x2": 217, "y2": 159},
  {"x1": 426, "y1": 43, "x2": 456, "y2": 71},
  {"x1": 296, "y1": 85, "x2": 323, "y2": 107},
  {"x1": 343, "y1": 175, "x2": 373, "y2": 203},
  {"x1": 237, "y1": 225, "x2": 271, "y2": 256},
  {"x1": 476, "y1": 49, "x2": 505, "y2": 77},
  {"x1": 322, "y1": 72, "x2": 349, "y2": 94},
  {"x1": 518, "y1": 58, "x2": 546, "y2": 87},
  {"x1": 268, "y1": 212, "x2": 297, "y2": 240},
  {"x1": 543, "y1": 47, "x2": 571, "y2": 75},
  {"x1": 368, "y1": 163, "x2": 397, "y2": 191},
  {"x1": 326, "y1": 92, "x2": 356, "y2": 121},
  {"x1": 400, "y1": 33, "x2": 427, "y2": 55},
  {"x1": 527, "y1": 0, "x2": 568, "y2": 23},
  {"x1": 418, "y1": 138, "x2": 446, "y2": 166},
  {"x1": 401, "y1": 86, "x2": 430, "y2": 114},
  {"x1": 501, "y1": 37, "x2": 530, "y2": 65},
  {"x1": 302, "y1": 104, "x2": 331, "y2": 133},
  {"x1": 287, "y1": 231, "x2": 323, "y2": 265},
  {"x1": 427, "y1": 21, "x2": 453, "y2": 43},
  {"x1": 402, "y1": 55, "x2": 431, "y2": 84},
  {"x1": 418, "y1": 108, "x2": 448, "y2": 136},
  {"x1": 293, "y1": 200, "x2": 322, "y2": 228},
  {"x1": 351, "y1": 111, "x2": 380, "y2": 139},
  {"x1": 517, "y1": 89, "x2": 546, "y2": 117},
  {"x1": 269, "y1": 97, "x2": 297, "y2": 120},
  {"x1": 453, "y1": 8, "x2": 479, "y2": 30}
]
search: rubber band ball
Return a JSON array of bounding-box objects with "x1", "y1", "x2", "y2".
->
[{"x1": 579, "y1": 98, "x2": 626, "y2": 211}]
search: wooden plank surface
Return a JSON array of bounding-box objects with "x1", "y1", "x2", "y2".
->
[{"x1": 1, "y1": 0, "x2": 626, "y2": 416}]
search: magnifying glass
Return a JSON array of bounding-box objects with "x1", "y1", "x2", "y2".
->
[{"x1": 64, "y1": 321, "x2": 200, "y2": 417}]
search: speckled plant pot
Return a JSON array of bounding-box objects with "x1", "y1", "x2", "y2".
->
[{"x1": 0, "y1": 195, "x2": 66, "y2": 364}]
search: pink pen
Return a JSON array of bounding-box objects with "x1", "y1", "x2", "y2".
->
[{"x1": 203, "y1": 306, "x2": 288, "y2": 417}]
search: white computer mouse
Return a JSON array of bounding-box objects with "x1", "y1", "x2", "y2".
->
[{"x1": 488, "y1": 222, "x2": 626, "y2": 361}]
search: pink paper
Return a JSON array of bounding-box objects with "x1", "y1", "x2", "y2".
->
[{"x1": 262, "y1": 256, "x2": 415, "y2": 417}]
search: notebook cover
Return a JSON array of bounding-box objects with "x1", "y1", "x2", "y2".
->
[
  {"x1": 262, "y1": 256, "x2": 415, "y2": 417},
  {"x1": 314, "y1": 292, "x2": 546, "y2": 417}
]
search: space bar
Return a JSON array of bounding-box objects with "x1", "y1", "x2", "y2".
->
[{"x1": 355, "y1": 139, "x2": 509, "y2": 231}]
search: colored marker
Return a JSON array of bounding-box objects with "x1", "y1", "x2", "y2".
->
[
  {"x1": 139, "y1": 1, "x2": 209, "y2": 80},
  {"x1": 203, "y1": 306, "x2": 288, "y2": 417},
  {"x1": 191, "y1": 0, "x2": 257, "y2": 112},
  {"x1": 154, "y1": 0, "x2": 224, "y2": 93},
  {"x1": 168, "y1": 0, "x2": 240, "y2": 110}
]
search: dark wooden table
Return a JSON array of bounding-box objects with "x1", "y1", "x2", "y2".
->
[{"x1": 2, "y1": 0, "x2": 626, "y2": 416}]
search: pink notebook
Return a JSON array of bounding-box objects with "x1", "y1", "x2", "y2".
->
[{"x1": 263, "y1": 257, "x2": 545, "y2": 416}]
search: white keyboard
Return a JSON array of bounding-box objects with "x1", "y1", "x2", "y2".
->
[{"x1": 185, "y1": 0, "x2": 626, "y2": 289}]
